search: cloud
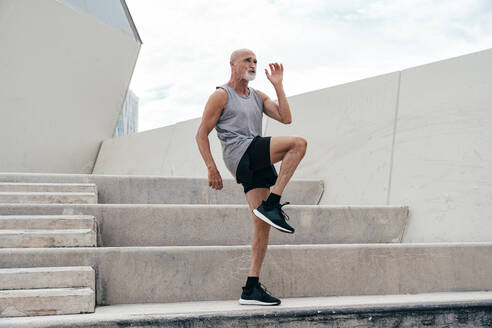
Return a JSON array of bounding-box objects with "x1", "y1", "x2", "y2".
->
[
  {"x1": 126, "y1": 0, "x2": 492, "y2": 132},
  {"x1": 140, "y1": 84, "x2": 173, "y2": 105}
]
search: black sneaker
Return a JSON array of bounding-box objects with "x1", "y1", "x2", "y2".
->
[
  {"x1": 238, "y1": 282, "x2": 281, "y2": 306},
  {"x1": 253, "y1": 201, "x2": 295, "y2": 234}
]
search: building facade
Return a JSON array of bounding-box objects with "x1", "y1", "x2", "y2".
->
[{"x1": 114, "y1": 90, "x2": 139, "y2": 137}]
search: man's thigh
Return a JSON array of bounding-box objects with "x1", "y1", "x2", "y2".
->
[{"x1": 269, "y1": 136, "x2": 299, "y2": 165}]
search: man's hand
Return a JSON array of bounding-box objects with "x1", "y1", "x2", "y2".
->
[
  {"x1": 208, "y1": 165, "x2": 223, "y2": 190},
  {"x1": 265, "y1": 63, "x2": 283, "y2": 86}
]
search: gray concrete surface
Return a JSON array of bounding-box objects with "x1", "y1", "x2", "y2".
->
[
  {"x1": 0, "y1": 0, "x2": 140, "y2": 173},
  {"x1": 0, "y1": 215, "x2": 96, "y2": 230},
  {"x1": 0, "y1": 266, "x2": 95, "y2": 290},
  {"x1": 0, "y1": 192, "x2": 97, "y2": 204},
  {"x1": 266, "y1": 49, "x2": 492, "y2": 244},
  {"x1": 0, "y1": 173, "x2": 323, "y2": 205},
  {"x1": 266, "y1": 72, "x2": 400, "y2": 207},
  {"x1": 93, "y1": 123, "x2": 178, "y2": 176},
  {"x1": 1, "y1": 291, "x2": 492, "y2": 327},
  {"x1": 1, "y1": 243, "x2": 491, "y2": 305},
  {"x1": 0, "y1": 229, "x2": 97, "y2": 248},
  {"x1": 93, "y1": 115, "x2": 271, "y2": 179},
  {"x1": 0, "y1": 204, "x2": 408, "y2": 246},
  {"x1": 0, "y1": 287, "x2": 95, "y2": 318},
  {"x1": 391, "y1": 49, "x2": 492, "y2": 243},
  {"x1": 0, "y1": 183, "x2": 97, "y2": 193}
]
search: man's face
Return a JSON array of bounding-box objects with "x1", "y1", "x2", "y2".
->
[{"x1": 235, "y1": 52, "x2": 257, "y2": 81}]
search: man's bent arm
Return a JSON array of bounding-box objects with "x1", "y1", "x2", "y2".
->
[
  {"x1": 196, "y1": 131, "x2": 217, "y2": 169},
  {"x1": 272, "y1": 82, "x2": 292, "y2": 124},
  {"x1": 195, "y1": 90, "x2": 227, "y2": 170},
  {"x1": 257, "y1": 84, "x2": 292, "y2": 125},
  {"x1": 258, "y1": 63, "x2": 292, "y2": 124}
]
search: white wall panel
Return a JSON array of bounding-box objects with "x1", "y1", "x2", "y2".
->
[
  {"x1": 93, "y1": 117, "x2": 229, "y2": 179},
  {"x1": 0, "y1": 0, "x2": 140, "y2": 173},
  {"x1": 265, "y1": 73, "x2": 400, "y2": 205},
  {"x1": 93, "y1": 124, "x2": 175, "y2": 176},
  {"x1": 392, "y1": 49, "x2": 492, "y2": 242},
  {"x1": 95, "y1": 107, "x2": 270, "y2": 179}
]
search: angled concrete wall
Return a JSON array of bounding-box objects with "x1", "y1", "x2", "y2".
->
[
  {"x1": 390, "y1": 49, "x2": 492, "y2": 243},
  {"x1": 93, "y1": 49, "x2": 492, "y2": 243},
  {"x1": 93, "y1": 116, "x2": 268, "y2": 178},
  {"x1": 94, "y1": 123, "x2": 176, "y2": 176},
  {"x1": 93, "y1": 118, "x2": 224, "y2": 177},
  {"x1": 265, "y1": 49, "x2": 492, "y2": 243},
  {"x1": 265, "y1": 72, "x2": 400, "y2": 205},
  {"x1": 0, "y1": 0, "x2": 140, "y2": 173}
]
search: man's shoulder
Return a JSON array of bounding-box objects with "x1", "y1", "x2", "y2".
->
[
  {"x1": 208, "y1": 87, "x2": 228, "y2": 107},
  {"x1": 212, "y1": 87, "x2": 228, "y2": 98},
  {"x1": 252, "y1": 88, "x2": 268, "y2": 102},
  {"x1": 214, "y1": 86, "x2": 228, "y2": 94},
  {"x1": 252, "y1": 88, "x2": 265, "y2": 97}
]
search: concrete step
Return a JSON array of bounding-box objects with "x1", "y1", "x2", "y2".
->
[
  {"x1": 0, "y1": 172, "x2": 323, "y2": 204},
  {"x1": 0, "y1": 182, "x2": 97, "y2": 194},
  {"x1": 0, "y1": 229, "x2": 97, "y2": 248},
  {"x1": 0, "y1": 192, "x2": 97, "y2": 204},
  {"x1": 0, "y1": 287, "x2": 95, "y2": 318},
  {"x1": 0, "y1": 204, "x2": 408, "y2": 245},
  {"x1": 1, "y1": 243, "x2": 491, "y2": 305},
  {"x1": 0, "y1": 215, "x2": 96, "y2": 230},
  {"x1": 0, "y1": 266, "x2": 95, "y2": 290},
  {"x1": 2, "y1": 291, "x2": 491, "y2": 327}
]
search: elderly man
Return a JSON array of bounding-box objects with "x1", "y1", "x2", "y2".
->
[{"x1": 195, "y1": 48, "x2": 307, "y2": 306}]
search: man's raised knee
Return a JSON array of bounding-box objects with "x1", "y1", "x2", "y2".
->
[{"x1": 294, "y1": 137, "x2": 307, "y2": 155}]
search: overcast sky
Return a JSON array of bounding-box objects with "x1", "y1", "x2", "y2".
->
[{"x1": 125, "y1": 0, "x2": 492, "y2": 132}]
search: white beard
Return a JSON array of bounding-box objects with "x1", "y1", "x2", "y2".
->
[{"x1": 243, "y1": 71, "x2": 256, "y2": 81}]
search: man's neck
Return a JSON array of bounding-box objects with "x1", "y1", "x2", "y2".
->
[{"x1": 227, "y1": 78, "x2": 250, "y2": 97}]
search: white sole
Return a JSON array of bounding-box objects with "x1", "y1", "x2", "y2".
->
[
  {"x1": 238, "y1": 298, "x2": 280, "y2": 305},
  {"x1": 252, "y1": 209, "x2": 293, "y2": 233}
]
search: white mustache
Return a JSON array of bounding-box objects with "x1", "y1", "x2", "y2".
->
[{"x1": 244, "y1": 70, "x2": 256, "y2": 81}]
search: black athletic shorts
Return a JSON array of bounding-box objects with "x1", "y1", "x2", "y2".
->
[{"x1": 235, "y1": 135, "x2": 278, "y2": 194}]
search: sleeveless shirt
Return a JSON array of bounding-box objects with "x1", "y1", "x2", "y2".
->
[{"x1": 214, "y1": 84, "x2": 264, "y2": 179}]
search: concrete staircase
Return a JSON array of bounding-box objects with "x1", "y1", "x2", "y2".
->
[
  {"x1": 0, "y1": 267, "x2": 95, "y2": 317},
  {"x1": 0, "y1": 180, "x2": 98, "y2": 318},
  {"x1": 0, "y1": 215, "x2": 97, "y2": 248},
  {"x1": 0, "y1": 173, "x2": 491, "y2": 327},
  {"x1": 0, "y1": 182, "x2": 98, "y2": 204}
]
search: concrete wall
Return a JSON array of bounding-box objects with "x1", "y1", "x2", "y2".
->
[
  {"x1": 265, "y1": 72, "x2": 400, "y2": 205},
  {"x1": 94, "y1": 118, "x2": 223, "y2": 177},
  {"x1": 390, "y1": 49, "x2": 492, "y2": 243},
  {"x1": 93, "y1": 116, "x2": 268, "y2": 178},
  {"x1": 0, "y1": 0, "x2": 140, "y2": 173},
  {"x1": 93, "y1": 48, "x2": 492, "y2": 243}
]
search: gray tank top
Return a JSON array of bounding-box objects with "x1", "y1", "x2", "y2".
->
[{"x1": 214, "y1": 84, "x2": 263, "y2": 179}]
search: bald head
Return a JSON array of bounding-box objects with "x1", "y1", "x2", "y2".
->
[
  {"x1": 230, "y1": 48, "x2": 255, "y2": 63},
  {"x1": 229, "y1": 48, "x2": 257, "y2": 82}
]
